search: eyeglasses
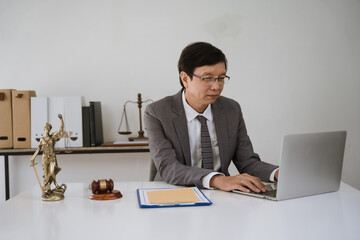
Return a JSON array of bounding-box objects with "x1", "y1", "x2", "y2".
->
[{"x1": 191, "y1": 73, "x2": 230, "y2": 86}]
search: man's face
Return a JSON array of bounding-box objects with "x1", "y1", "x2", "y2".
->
[{"x1": 181, "y1": 62, "x2": 226, "y2": 113}]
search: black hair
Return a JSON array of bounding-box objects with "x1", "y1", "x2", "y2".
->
[{"x1": 177, "y1": 42, "x2": 227, "y2": 88}]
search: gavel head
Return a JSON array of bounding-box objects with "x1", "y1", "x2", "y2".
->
[{"x1": 91, "y1": 179, "x2": 114, "y2": 194}]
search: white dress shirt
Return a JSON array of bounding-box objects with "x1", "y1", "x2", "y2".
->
[
  {"x1": 182, "y1": 91, "x2": 277, "y2": 189},
  {"x1": 182, "y1": 91, "x2": 222, "y2": 188}
]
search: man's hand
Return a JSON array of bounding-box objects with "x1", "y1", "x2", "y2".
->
[{"x1": 210, "y1": 174, "x2": 267, "y2": 193}]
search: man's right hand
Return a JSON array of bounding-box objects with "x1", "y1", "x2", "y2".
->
[{"x1": 210, "y1": 174, "x2": 267, "y2": 193}]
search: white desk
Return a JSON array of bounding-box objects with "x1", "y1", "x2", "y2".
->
[
  {"x1": 0, "y1": 146, "x2": 149, "y2": 200},
  {"x1": 0, "y1": 182, "x2": 359, "y2": 240}
]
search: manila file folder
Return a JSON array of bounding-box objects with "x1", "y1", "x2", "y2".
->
[
  {"x1": 0, "y1": 89, "x2": 14, "y2": 148},
  {"x1": 137, "y1": 187, "x2": 212, "y2": 208},
  {"x1": 12, "y1": 90, "x2": 36, "y2": 148}
]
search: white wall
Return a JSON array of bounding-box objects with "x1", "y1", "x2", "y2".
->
[{"x1": 1, "y1": 0, "x2": 359, "y2": 201}]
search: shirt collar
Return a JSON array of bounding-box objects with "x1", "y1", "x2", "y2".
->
[{"x1": 182, "y1": 90, "x2": 213, "y2": 122}]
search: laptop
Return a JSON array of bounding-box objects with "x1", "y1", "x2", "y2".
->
[{"x1": 232, "y1": 131, "x2": 347, "y2": 201}]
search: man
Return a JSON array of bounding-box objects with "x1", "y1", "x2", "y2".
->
[{"x1": 144, "y1": 42, "x2": 279, "y2": 193}]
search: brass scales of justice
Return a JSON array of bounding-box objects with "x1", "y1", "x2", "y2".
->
[{"x1": 118, "y1": 93, "x2": 153, "y2": 141}]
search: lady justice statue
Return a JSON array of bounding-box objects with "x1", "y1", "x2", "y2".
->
[{"x1": 30, "y1": 114, "x2": 71, "y2": 201}]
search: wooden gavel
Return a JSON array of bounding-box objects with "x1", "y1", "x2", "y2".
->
[{"x1": 90, "y1": 179, "x2": 114, "y2": 194}]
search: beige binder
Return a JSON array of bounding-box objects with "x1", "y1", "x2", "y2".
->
[
  {"x1": 0, "y1": 89, "x2": 14, "y2": 148},
  {"x1": 12, "y1": 90, "x2": 36, "y2": 148}
]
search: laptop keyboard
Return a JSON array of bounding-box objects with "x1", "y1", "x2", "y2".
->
[
  {"x1": 265, "y1": 183, "x2": 277, "y2": 191},
  {"x1": 260, "y1": 189, "x2": 277, "y2": 198},
  {"x1": 233, "y1": 183, "x2": 277, "y2": 198},
  {"x1": 250, "y1": 183, "x2": 277, "y2": 198}
]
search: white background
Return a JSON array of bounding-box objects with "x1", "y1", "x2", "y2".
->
[{"x1": 1, "y1": 0, "x2": 359, "y2": 202}]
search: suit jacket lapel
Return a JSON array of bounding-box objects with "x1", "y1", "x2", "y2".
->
[
  {"x1": 172, "y1": 90, "x2": 191, "y2": 166},
  {"x1": 212, "y1": 100, "x2": 229, "y2": 172}
]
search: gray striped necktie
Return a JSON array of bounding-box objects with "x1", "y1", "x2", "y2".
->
[{"x1": 196, "y1": 115, "x2": 214, "y2": 169}]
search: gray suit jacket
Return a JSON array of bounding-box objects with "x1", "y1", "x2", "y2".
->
[{"x1": 144, "y1": 90, "x2": 277, "y2": 188}]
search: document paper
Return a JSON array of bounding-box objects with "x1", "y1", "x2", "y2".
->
[{"x1": 137, "y1": 187, "x2": 211, "y2": 207}]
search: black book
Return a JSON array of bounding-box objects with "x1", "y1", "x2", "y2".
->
[
  {"x1": 89, "y1": 101, "x2": 104, "y2": 147},
  {"x1": 82, "y1": 106, "x2": 91, "y2": 147}
]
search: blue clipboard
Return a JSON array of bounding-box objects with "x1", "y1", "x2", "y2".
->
[{"x1": 137, "y1": 187, "x2": 212, "y2": 208}]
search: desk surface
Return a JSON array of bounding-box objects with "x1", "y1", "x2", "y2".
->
[
  {"x1": 0, "y1": 145, "x2": 149, "y2": 201},
  {"x1": 0, "y1": 182, "x2": 359, "y2": 240}
]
